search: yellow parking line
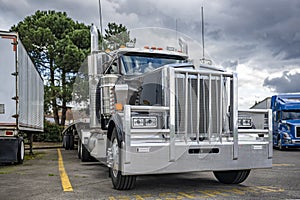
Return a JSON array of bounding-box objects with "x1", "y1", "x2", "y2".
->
[
  {"x1": 178, "y1": 192, "x2": 195, "y2": 199},
  {"x1": 273, "y1": 163, "x2": 295, "y2": 167},
  {"x1": 57, "y1": 149, "x2": 73, "y2": 192}
]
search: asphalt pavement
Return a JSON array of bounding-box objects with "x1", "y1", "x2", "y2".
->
[{"x1": 0, "y1": 147, "x2": 299, "y2": 199}]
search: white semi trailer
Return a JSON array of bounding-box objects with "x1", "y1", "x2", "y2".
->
[
  {"x1": 64, "y1": 26, "x2": 272, "y2": 190},
  {"x1": 0, "y1": 31, "x2": 44, "y2": 164}
]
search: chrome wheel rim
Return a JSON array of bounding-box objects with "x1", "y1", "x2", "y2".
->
[
  {"x1": 111, "y1": 138, "x2": 119, "y2": 177},
  {"x1": 20, "y1": 141, "x2": 24, "y2": 160}
]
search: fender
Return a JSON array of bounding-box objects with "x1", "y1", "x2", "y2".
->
[{"x1": 107, "y1": 113, "x2": 124, "y2": 145}]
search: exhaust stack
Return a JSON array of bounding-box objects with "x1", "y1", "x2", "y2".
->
[
  {"x1": 90, "y1": 24, "x2": 99, "y2": 54},
  {"x1": 89, "y1": 24, "x2": 100, "y2": 128}
]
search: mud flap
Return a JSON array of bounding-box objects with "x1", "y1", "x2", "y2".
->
[{"x1": 0, "y1": 138, "x2": 18, "y2": 163}]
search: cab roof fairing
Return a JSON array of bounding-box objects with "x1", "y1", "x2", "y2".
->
[{"x1": 112, "y1": 47, "x2": 189, "y2": 58}]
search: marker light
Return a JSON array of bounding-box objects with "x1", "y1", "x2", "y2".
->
[
  {"x1": 6, "y1": 131, "x2": 13, "y2": 136},
  {"x1": 115, "y1": 103, "x2": 123, "y2": 111}
]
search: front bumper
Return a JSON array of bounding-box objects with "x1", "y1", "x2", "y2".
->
[
  {"x1": 281, "y1": 139, "x2": 300, "y2": 147},
  {"x1": 121, "y1": 141, "x2": 272, "y2": 175}
]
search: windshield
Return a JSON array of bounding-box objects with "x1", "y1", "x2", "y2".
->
[
  {"x1": 282, "y1": 110, "x2": 300, "y2": 120},
  {"x1": 120, "y1": 53, "x2": 187, "y2": 75}
]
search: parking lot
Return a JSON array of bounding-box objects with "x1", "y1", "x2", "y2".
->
[{"x1": 0, "y1": 147, "x2": 299, "y2": 200}]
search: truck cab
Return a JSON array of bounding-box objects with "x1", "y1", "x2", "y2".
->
[
  {"x1": 271, "y1": 94, "x2": 300, "y2": 149},
  {"x1": 65, "y1": 25, "x2": 273, "y2": 190}
]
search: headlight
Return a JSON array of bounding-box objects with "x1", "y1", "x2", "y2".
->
[
  {"x1": 283, "y1": 132, "x2": 291, "y2": 140},
  {"x1": 132, "y1": 117, "x2": 157, "y2": 128},
  {"x1": 238, "y1": 117, "x2": 252, "y2": 127},
  {"x1": 244, "y1": 119, "x2": 252, "y2": 126}
]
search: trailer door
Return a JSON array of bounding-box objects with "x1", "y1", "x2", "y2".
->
[{"x1": 0, "y1": 34, "x2": 17, "y2": 127}]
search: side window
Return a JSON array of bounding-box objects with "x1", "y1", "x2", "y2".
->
[
  {"x1": 276, "y1": 111, "x2": 281, "y2": 122},
  {"x1": 106, "y1": 60, "x2": 119, "y2": 74}
]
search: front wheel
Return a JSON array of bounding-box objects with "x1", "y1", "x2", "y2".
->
[
  {"x1": 109, "y1": 128, "x2": 136, "y2": 190},
  {"x1": 278, "y1": 138, "x2": 285, "y2": 150},
  {"x1": 213, "y1": 170, "x2": 250, "y2": 184}
]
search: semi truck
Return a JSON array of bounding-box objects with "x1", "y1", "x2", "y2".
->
[
  {"x1": 64, "y1": 26, "x2": 272, "y2": 190},
  {"x1": 0, "y1": 31, "x2": 44, "y2": 164},
  {"x1": 251, "y1": 94, "x2": 300, "y2": 149}
]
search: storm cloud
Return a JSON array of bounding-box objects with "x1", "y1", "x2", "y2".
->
[
  {"x1": 0, "y1": 0, "x2": 299, "y2": 108},
  {"x1": 264, "y1": 71, "x2": 300, "y2": 93}
]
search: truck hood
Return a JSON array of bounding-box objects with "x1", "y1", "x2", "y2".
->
[{"x1": 283, "y1": 119, "x2": 300, "y2": 126}]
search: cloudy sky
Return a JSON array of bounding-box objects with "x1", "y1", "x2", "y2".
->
[{"x1": 1, "y1": 0, "x2": 300, "y2": 108}]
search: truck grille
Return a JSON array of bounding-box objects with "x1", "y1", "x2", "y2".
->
[
  {"x1": 173, "y1": 71, "x2": 232, "y2": 141},
  {"x1": 296, "y1": 127, "x2": 300, "y2": 138}
]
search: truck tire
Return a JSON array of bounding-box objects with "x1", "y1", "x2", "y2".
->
[
  {"x1": 17, "y1": 140, "x2": 25, "y2": 164},
  {"x1": 64, "y1": 135, "x2": 70, "y2": 150},
  {"x1": 81, "y1": 143, "x2": 91, "y2": 162},
  {"x1": 78, "y1": 140, "x2": 82, "y2": 159},
  {"x1": 64, "y1": 135, "x2": 74, "y2": 150},
  {"x1": 213, "y1": 170, "x2": 250, "y2": 184},
  {"x1": 278, "y1": 138, "x2": 284, "y2": 150},
  {"x1": 69, "y1": 135, "x2": 74, "y2": 150},
  {"x1": 109, "y1": 128, "x2": 136, "y2": 190}
]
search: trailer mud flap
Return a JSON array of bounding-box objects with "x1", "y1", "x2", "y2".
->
[{"x1": 0, "y1": 139, "x2": 18, "y2": 163}]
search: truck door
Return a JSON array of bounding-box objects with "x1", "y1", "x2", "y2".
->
[
  {"x1": 273, "y1": 111, "x2": 281, "y2": 140},
  {"x1": 271, "y1": 96, "x2": 279, "y2": 139}
]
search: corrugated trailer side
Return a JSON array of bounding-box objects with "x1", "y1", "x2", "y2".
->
[
  {"x1": 0, "y1": 31, "x2": 44, "y2": 164},
  {"x1": 18, "y1": 40, "x2": 44, "y2": 132}
]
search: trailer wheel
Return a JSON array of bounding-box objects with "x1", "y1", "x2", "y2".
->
[
  {"x1": 109, "y1": 128, "x2": 136, "y2": 190},
  {"x1": 17, "y1": 140, "x2": 25, "y2": 164},
  {"x1": 213, "y1": 170, "x2": 250, "y2": 184}
]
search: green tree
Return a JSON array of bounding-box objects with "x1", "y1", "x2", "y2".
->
[
  {"x1": 104, "y1": 22, "x2": 130, "y2": 50},
  {"x1": 11, "y1": 10, "x2": 90, "y2": 126}
]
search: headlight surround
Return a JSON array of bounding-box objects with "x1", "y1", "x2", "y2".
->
[{"x1": 132, "y1": 116, "x2": 158, "y2": 128}]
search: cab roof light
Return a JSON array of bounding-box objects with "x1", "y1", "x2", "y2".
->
[
  {"x1": 151, "y1": 46, "x2": 157, "y2": 50},
  {"x1": 125, "y1": 42, "x2": 135, "y2": 48},
  {"x1": 157, "y1": 47, "x2": 163, "y2": 50},
  {"x1": 144, "y1": 46, "x2": 150, "y2": 49},
  {"x1": 166, "y1": 46, "x2": 175, "y2": 51}
]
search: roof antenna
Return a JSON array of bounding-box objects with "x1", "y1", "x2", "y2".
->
[
  {"x1": 200, "y1": 6, "x2": 212, "y2": 65},
  {"x1": 201, "y1": 6, "x2": 205, "y2": 61},
  {"x1": 98, "y1": 0, "x2": 104, "y2": 50},
  {"x1": 176, "y1": 18, "x2": 178, "y2": 42}
]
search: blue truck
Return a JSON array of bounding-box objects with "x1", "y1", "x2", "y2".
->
[{"x1": 251, "y1": 94, "x2": 300, "y2": 150}]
